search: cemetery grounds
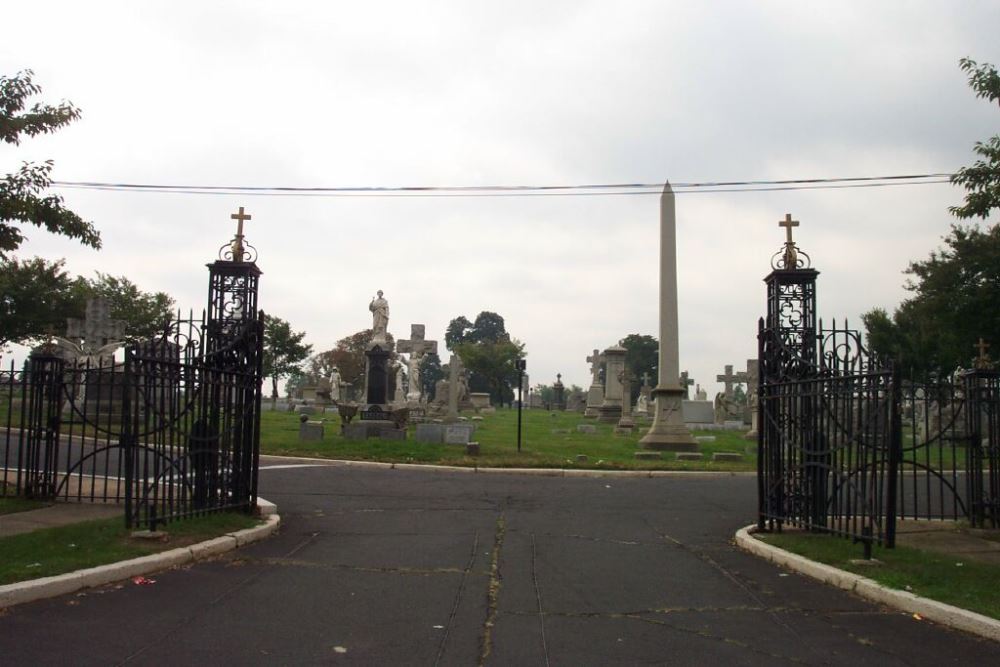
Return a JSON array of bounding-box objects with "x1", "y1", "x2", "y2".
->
[{"x1": 260, "y1": 407, "x2": 756, "y2": 471}]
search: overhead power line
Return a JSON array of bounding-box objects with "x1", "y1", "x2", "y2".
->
[{"x1": 50, "y1": 173, "x2": 954, "y2": 198}]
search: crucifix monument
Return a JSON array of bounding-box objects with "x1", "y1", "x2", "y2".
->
[
  {"x1": 639, "y1": 181, "x2": 697, "y2": 451},
  {"x1": 397, "y1": 324, "x2": 439, "y2": 402}
]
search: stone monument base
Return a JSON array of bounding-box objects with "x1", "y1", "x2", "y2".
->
[
  {"x1": 640, "y1": 387, "x2": 698, "y2": 451},
  {"x1": 597, "y1": 404, "x2": 622, "y2": 424}
]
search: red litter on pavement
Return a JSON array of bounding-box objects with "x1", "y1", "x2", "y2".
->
[{"x1": 132, "y1": 576, "x2": 156, "y2": 585}]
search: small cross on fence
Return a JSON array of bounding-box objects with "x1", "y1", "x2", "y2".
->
[
  {"x1": 230, "y1": 206, "x2": 252, "y2": 261},
  {"x1": 779, "y1": 213, "x2": 800, "y2": 268}
]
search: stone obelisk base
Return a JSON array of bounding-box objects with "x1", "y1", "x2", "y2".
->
[
  {"x1": 597, "y1": 404, "x2": 622, "y2": 424},
  {"x1": 640, "y1": 387, "x2": 698, "y2": 451}
]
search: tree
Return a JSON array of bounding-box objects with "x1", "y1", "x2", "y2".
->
[
  {"x1": 950, "y1": 58, "x2": 1000, "y2": 221},
  {"x1": 454, "y1": 338, "x2": 525, "y2": 407},
  {"x1": 445, "y1": 315, "x2": 473, "y2": 350},
  {"x1": 447, "y1": 311, "x2": 523, "y2": 405},
  {"x1": 419, "y1": 351, "x2": 444, "y2": 399},
  {"x1": 0, "y1": 256, "x2": 77, "y2": 350},
  {"x1": 862, "y1": 225, "x2": 1000, "y2": 378},
  {"x1": 75, "y1": 273, "x2": 174, "y2": 341},
  {"x1": 310, "y1": 329, "x2": 395, "y2": 400},
  {"x1": 863, "y1": 59, "x2": 1000, "y2": 378},
  {"x1": 1, "y1": 70, "x2": 100, "y2": 257},
  {"x1": 620, "y1": 333, "x2": 658, "y2": 404},
  {"x1": 262, "y1": 316, "x2": 312, "y2": 400}
]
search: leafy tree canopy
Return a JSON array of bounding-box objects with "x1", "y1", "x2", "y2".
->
[
  {"x1": 620, "y1": 333, "x2": 658, "y2": 403},
  {"x1": 454, "y1": 338, "x2": 525, "y2": 407},
  {"x1": 0, "y1": 259, "x2": 174, "y2": 351},
  {"x1": 863, "y1": 58, "x2": 1000, "y2": 379},
  {"x1": 950, "y1": 58, "x2": 1000, "y2": 221},
  {"x1": 419, "y1": 351, "x2": 444, "y2": 400},
  {"x1": 1, "y1": 70, "x2": 100, "y2": 258},
  {"x1": 263, "y1": 315, "x2": 312, "y2": 399}
]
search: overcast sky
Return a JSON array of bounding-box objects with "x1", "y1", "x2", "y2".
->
[{"x1": 2, "y1": 1, "x2": 998, "y2": 397}]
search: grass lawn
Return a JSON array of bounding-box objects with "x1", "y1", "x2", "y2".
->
[
  {"x1": 0, "y1": 495, "x2": 48, "y2": 516},
  {"x1": 0, "y1": 511, "x2": 261, "y2": 586},
  {"x1": 260, "y1": 407, "x2": 756, "y2": 471},
  {"x1": 756, "y1": 531, "x2": 1000, "y2": 621}
]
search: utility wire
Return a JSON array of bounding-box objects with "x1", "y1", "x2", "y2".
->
[{"x1": 50, "y1": 173, "x2": 954, "y2": 198}]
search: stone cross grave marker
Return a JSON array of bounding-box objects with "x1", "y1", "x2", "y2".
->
[
  {"x1": 587, "y1": 349, "x2": 603, "y2": 384},
  {"x1": 716, "y1": 364, "x2": 748, "y2": 400},
  {"x1": 974, "y1": 337, "x2": 992, "y2": 369},
  {"x1": 679, "y1": 371, "x2": 694, "y2": 398},
  {"x1": 64, "y1": 298, "x2": 126, "y2": 364},
  {"x1": 397, "y1": 324, "x2": 438, "y2": 401}
]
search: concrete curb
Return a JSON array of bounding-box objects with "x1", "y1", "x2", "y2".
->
[
  {"x1": 734, "y1": 524, "x2": 1000, "y2": 642},
  {"x1": 0, "y1": 503, "x2": 281, "y2": 610},
  {"x1": 260, "y1": 454, "x2": 754, "y2": 478}
]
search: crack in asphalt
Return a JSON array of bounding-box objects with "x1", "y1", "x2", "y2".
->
[
  {"x1": 478, "y1": 511, "x2": 506, "y2": 666},
  {"x1": 434, "y1": 531, "x2": 479, "y2": 667}
]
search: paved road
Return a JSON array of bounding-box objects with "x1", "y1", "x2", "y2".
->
[{"x1": 1, "y1": 462, "x2": 998, "y2": 665}]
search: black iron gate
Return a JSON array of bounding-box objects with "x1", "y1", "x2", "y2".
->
[
  {"x1": 1, "y1": 208, "x2": 265, "y2": 529},
  {"x1": 756, "y1": 224, "x2": 999, "y2": 551}
]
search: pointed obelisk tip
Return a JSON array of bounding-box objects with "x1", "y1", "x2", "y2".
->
[{"x1": 661, "y1": 180, "x2": 673, "y2": 195}]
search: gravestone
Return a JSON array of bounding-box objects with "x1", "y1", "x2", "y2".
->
[
  {"x1": 584, "y1": 349, "x2": 604, "y2": 418},
  {"x1": 576, "y1": 424, "x2": 597, "y2": 434},
  {"x1": 299, "y1": 418, "x2": 324, "y2": 441},
  {"x1": 470, "y1": 392, "x2": 491, "y2": 409},
  {"x1": 680, "y1": 371, "x2": 694, "y2": 399},
  {"x1": 416, "y1": 423, "x2": 444, "y2": 443},
  {"x1": 397, "y1": 324, "x2": 438, "y2": 402},
  {"x1": 714, "y1": 364, "x2": 748, "y2": 424},
  {"x1": 694, "y1": 384, "x2": 708, "y2": 401},
  {"x1": 617, "y1": 368, "x2": 635, "y2": 431},
  {"x1": 744, "y1": 359, "x2": 760, "y2": 440},
  {"x1": 445, "y1": 423, "x2": 475, "y2": 445},
  {"x1": 552, "y1": 373, "x2": 566, "y2": 410},
  {"x1": 682, "y1": 400, "x2": 715, "y2": 425},
  {"x1": 365, "y1": 343, "x2": 392, "y2": 406},
  {"x1": 597, "y1": 345, "x2": 626, "y2": 423}
]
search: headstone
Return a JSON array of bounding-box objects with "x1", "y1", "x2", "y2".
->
[
  {"x1": 470, "y1": 392, "x2": 491, "y2": 409},
  {"x1": 682, "y1": 400, "x2": 714, "y2": 424},
  {"x1": 679, "y1": 371, "x2": 694, "y2": 399},
  {"x1": 445, "y1": 424, "x2": 474, "y2": 445},
  {"x1": 744, "y1": 359, "x2": 759, "y2": 440},
  {"x1": 695, "y1": 384, "x2": 708, "y2": 401},
  {"x1": 62, "y1": 297, "x2": 126, "y2": 365},
  {"x1": 397, "y1": 324, "x2": 438, "y2": 402},
  {"x1": 393, "y1": 365, "x2": 406, "y2": 405},
  {"x1": 714, "y1": 364, "x2": 749, "y2": 424},
  {"x1": 584, "y1": 349, "x2": 605, "y2": 418},
  {"x1": 416, "y1": 423, "x2": 445, "y2": 443},
  {"x1": 299, "y1": 420, "x2": 324, "y2": 441},
  {"x1": 676, "y1": 452, "x2": 703, "y2": 461},
  {"x1": 576, "y1": 424, "x2": 597, "y2": 434},
  {"x1": 597, "y1": 345, "x2": 626, "y2": 423},
  {"x1": 365, "y1": 343, "x2": 392, "y2": 406},
  {"x1": 712, "y1": 451, "x2": 743, "y2": 462},
  {"x1": 446, "y1": 354, "x2": 463, "y2": 421},
  {"x1": 617, "y1": 368, "x2": 634, "y2": 430},
  {"x1": 552, "y1": 373, "x2": 566, "y2": 410},
  {"x1": 634, "y1": 451, "x2": 662, "y2": 460},
  {"x1": 342, "y1": 423, "x2": 368, "y2": 440}
]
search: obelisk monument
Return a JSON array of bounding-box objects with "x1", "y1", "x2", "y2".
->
[{"x1": 639, "y1": 181, "x2": 697, "y2": 451}]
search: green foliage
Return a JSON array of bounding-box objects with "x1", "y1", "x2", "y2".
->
[
  {"x1": 950, "y1": 58, "x2": 1000, "y2": 221},
  {"x1": 263, "y1": 315, "x2": 312, "y2": 399},
  {"x1": 0, "y1": 70, "x2": 100, "y2": 258},
  {"x1": 620, "y1": 333, "x2": 658, "y2": 403},
  {"x1": 455, "y1": 338, "x2": 525, "y2": 407},
  {"x1": 77, "y1": 272, "x2": 174, "y2": 342},
  {"x1": 0, "y1": 255, "x2": 78, "y2": 349},
  {"x1": 759, "y1": 531, "x2": 1000, "y2": 621},
  {"x1": 863, "y1": 224, "x2": 1000, "y2": 378},
  {"x1": 445, "y1": 315, "x2": 473, "y2": 350},
  {"x1": 0, "y1": 512, "x2": 259, "y2": 585},
  {"x1": 307, "y1": 329, "x2": 395, "y2": 399},
  {"x1": 419, "y1": 351, "x2": 444, "y2": 399}
]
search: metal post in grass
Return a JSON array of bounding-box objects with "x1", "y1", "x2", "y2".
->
[{"x1": 516, "y1": 358, "x2": 526, "y2": 452}]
